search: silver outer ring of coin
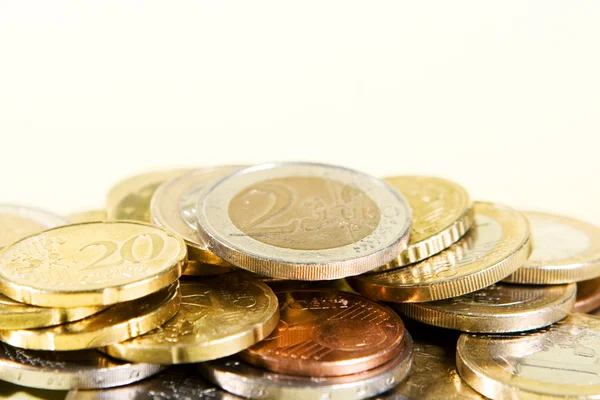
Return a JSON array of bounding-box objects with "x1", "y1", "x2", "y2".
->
[
  {"x1": 195, "y1": 162, "x2": 412, "y2": 280},
  {"x1": 0, "y1": 204, "x2": 67, "y2": 242},
  {"x1": 199, "y1": 333, "x2": 413, "y2": 400}
]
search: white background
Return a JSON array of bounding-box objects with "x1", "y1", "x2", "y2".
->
[{"x1": 1, "y1": 2, "x2": 599, "y2": 225}]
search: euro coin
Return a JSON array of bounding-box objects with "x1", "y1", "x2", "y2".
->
[
  {"x1": 66, "y1": 210, "x2": 106, "y2": 223},
  {"x1": 574, "y1": 277, "x2": 600, "y2": 313},
  {"x1": 0, "y1": 205, "x2": 66, "y2": 250}
]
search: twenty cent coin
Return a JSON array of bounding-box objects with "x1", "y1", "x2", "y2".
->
[{"x1": 0, "y1": 205, "x2": 66, "y2": 250}]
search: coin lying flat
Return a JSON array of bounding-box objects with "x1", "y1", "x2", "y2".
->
[
  {"x1": 0, "y1": 205, "x2": 66, "y2": 250},
  {"x1": 195, "y1": 162, "x2": 412, "y2": 280},
  {"x1": 241, "y1": 290, "x2": 405, "y2": 377},
  {"x1": 67, "y1": 210, "x2": 107, "y2": 223},
  {"x1": 103, "y1": 275, "x2": 279, "y2": 364},
  {"x1": 574, "y1": 277, "x2": 600, "y2": 313},
  {"x1": 504, "y1": 211, "x2": 600, "y2": 284},
  {"x1": 395, "y1": 283, "x2": 575, "y2": 333},
  {"x1": 0, "y1": 282, "x2": 180, "y2": 351},
  {"x1": 348, "y1": 202, "x2": 531, "y2": 302},
  {"x1": 0, "y1": 343, "x2": 164, "y2": 390},
  {"x1": 457, "y1": 313, "x2": 600, "y2": 399},
  {"x1": 377, "y1": 176, "x2": 474, "y2": 270},
  {"x1": 0, "y1": 221, "x2": 187, "y2": 307}
]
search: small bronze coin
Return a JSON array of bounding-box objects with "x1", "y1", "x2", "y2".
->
[{"x1": 574, "y1": 277, "x2": 600, "y2": 313}]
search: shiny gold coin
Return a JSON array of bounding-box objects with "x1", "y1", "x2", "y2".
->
[
  {"x1": 376, "y1": 176, "x2": 474, "y2": 270},
  {"x1": 67, "y1": 210, "x2": 107, "y2": 223},
  {"x1": 0, "y1": 282, "x2": 180, "y2": 351},
  {"x1": 457, "y1": 313, "x2": 600, "y2": 399},
  {"x1": 106, "y1": 169, "x2": 188, "y2": 222},
  {"x1": 574, "y1": 277, "x2": 600, "y2": 313},
  {"x1": 348, "y1": 202, "x2": 532, "y2": 302},
  {"x1": 396, "y1": 283, "x2": 575, "y2": 333},
  {"x1": 103, "y1": 275, "x2": 278, "y2": 364},
  {"x1": 504, "y1": 211, "x2": 600, "y2": 284},
  {"x1": 0, "y1": 205, "x2": 66, "y2": 250},
  {"x1": 0, "y1": 221, "x2": 187, "y2": 307}
]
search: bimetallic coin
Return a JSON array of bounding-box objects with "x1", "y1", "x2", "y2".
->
[
  {"x1": 195, "y1": 162, "x2": 412, "y2": 280},
  {"x1": 0, "y1": 221, "x2": 187, "y2": 307},
  {"x1": 377, "y1": 176, "x2": 474, "y2": 270},
  {"x1": 574, "y1": 277, "x2": 600, "y2": 313},
  {"x1": 348, "y1": 202, "x2": 531, "y2": 302},
  {"x1": 457, "y1": 313, "x2": 600, "y2": 399},
  {"x1": 396, "y1": 283, "x2": 575, "y2": 333},
  {"x1": 0, "y1": 343, "x2": 164, "y2": 390},
  {"x1": 67, "y1": 210, "x2": 107, "y2": 223},
  {"x1": 104, "y1": 275, "x2": 279, "y2": 364},
  {"x1": 201, "y1": 334, "x2": 413, "y2": 400},
  {"x1": 504, "y1": 211, "x2": 600, "y2": 284},
  {"x1": 0, "y1": 282, "x2": 180, "y2": 351},
  {"x1": 0, "y1": 205, "x2": 66, "y2": 250},
  {"x1": 241, "y1": 290, "x2": 405, "y2": 377}
]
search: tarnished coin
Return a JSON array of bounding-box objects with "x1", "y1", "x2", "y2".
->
[
  {"x1": 0, "y1": 282, "x2": 180, "y2": 351},
  {"x1": 0, "y1": 343, "x2": 164, "y2": 390},
  {"x1": 377, "y1": 176, "x2": 474, "y2": 270},
  {"x1": 67, "y1": 210, "x2": 107, "y2": 223},
  {"x1": 241, "y1": 290, "x2": 405, "y2": 377},
  {"x1": 574, "y1": 277, "x2": 600, "y2": 313},
  {"x1": 504, "y1": 211, "x2": 600, "y2": 284},
  {"x1": 396, "y1": 283, "x2": 575, "y2": 333},
  {"x1": 0, "y1": 205, "x2": 66, "y2": 250},
  {"x1": 0, "y1": 221, "x2": 187, "y2": 307},
  {"x1": 457, "y1": 313, "x2": 600, "y2": 399},
  {"x1": 0, "y1": 381, "x2": 66, "y2": 400},
  {"x1": 104, "y1": 275, "x2": 279, "y2": 364},
  {"x1": 106, "y1": 169, "x2": 189, "y2": 222},
  {"x1": 348, "y1": 202, "x2": 531, "y2": 302},
  {"x1": 195, "y1": 162, "x2": 412, "y2": 280}
]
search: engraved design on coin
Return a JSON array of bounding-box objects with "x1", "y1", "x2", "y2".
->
[
  {"x1": 114, "y1": 182, "x2": 162, "y2": 222},
  {"x1": 529, "y1": 217, "x2": 591, "y2": 261},
  {"x1": 0, "y1": 205, "x2": 67, "y2": 250},
  {"x1": 448, "y1": 284, "x2": 545, "y2": 310}
]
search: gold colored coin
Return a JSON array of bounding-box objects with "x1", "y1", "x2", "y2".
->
[
  {"x1": 67, "y1": 210, "x2": 107, "y2": 223},
  {"x1": 396, "y1": 283, "x2": 575, "y2": 333},
  {"x1": 0, "y1": 205, "x2": 67, "y2": 250},
  {"x1": 504, "y1": 211, "x2": 600, "y2": 284},
  {"x1": 0, "y1": 221, "x2": 187, "y2": 307},
  {"x1": 103, "y1": 275, "x2": 279, "y2": 364},
  {"x1": 0, "y1": 282, "x2": 180, "y2": 351},
  {"x1": 377, "y1": 176, "x2": 474, "y2": 270},
  {"x1": 457, "y1": 313, "x2": 600, "y2": 399},
  {"x1": 106, "y1": 169, "x2": 188, "y2": 222},
  {"x1": 348, "y1": 202, "x2": 532, "y2": 302}
]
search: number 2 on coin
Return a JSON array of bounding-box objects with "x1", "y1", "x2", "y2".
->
[{"x1": 79, "y1": 233, "x2": 165, "y2": 270}]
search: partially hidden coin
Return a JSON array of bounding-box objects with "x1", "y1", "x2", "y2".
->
[
  {"x1": 456, "y1": 313, "x2": 600, "y2": 399},
  {"x1": 201, "y1": 333, "x2": 413, "y2": 400},
  {"x1": 376, "y1": 176, "x2": 474, "y2": 270},
  {"x1": 66, "y1": 210, "x2": 107, "y2": 223},
  {"x1": 348, "y1": 202, "x2": 531, "y2": 302},
  {"x1": 0, "y1": 205, "x2": 66, "y2": 250},
  {"x1": 0, "y1": 221, "x2": 187, "y2": 307},
  {"x1": 504, "y1": 211, "x2": 600, "y2": 284},
  {"x1": 0, "y1": 282, "x2": 180, "y2": 351},
  {"x1": 262, "y1": 277, "x2": 357, "y2": 293},
  {"x1": 195, "y1": 162, "x2": 412, "y2": 280},
  {"x1": 103, "y1": 275, "x2": 279, "y2": 364},
  {"x1": 0, "y1": 381, "x2": 66, "y2": 400},
  {"x1": 0, "y1": 343, "x2": 164, "y2": 390},
  {"x1": 574, "y1": 277, "x2": 600, "y2": 313},
  {"x1": 395, "y1": 283, "x2": 575, "y2": 333},
  {"x1": 240, "y1": 290, "x2": 405, "y2": 377}
]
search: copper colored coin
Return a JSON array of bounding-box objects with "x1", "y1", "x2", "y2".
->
[
  {"x1": 573, "y1": 277, "x2": 600, "y2": 313},
  {"x1": 240, "y1": 290, "x2": 405, "y2": 377}
]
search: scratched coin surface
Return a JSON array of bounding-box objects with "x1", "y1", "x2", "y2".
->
[
  {"x1": 0, "y1": 343, "x2": 164, "y2": 390},
  {"x1": 348, "y1": 202, "x2": 531, "y2": 302},
  {"x1": 195, "y1": 162, "x2": 412, "y2": 280},
  {"x1": 457, "y1": 313, "x2": 600, "y2": 399},
  {"x1": 0, "y1": 282, "x2": 180, "y2": 351},
  {"x1": 377, "y1": 176, "x2": 474, "y2": 270},
  {"x1": 504, "y1": 211, "x2": 600, "y2": 284},
  {"x1": 104, "y1": 276, "x2": 279, "y2": 364},
  {"x1": 574, "y1": 277, "x2": 600, "y2": 313},
  {"x1": 67, "y1": 210, "x2": 107, "y2": 223},
  {"x1": 0, "y1": 221, "x2": 187, "y2": 307},
  {"x1": 396, "y1": 283, "x2": 575, "y2": 333},
  {"x1": 241, "y1": 290, "x2": 405, "y2": 377},
  {"x1": 0, "y1": 205, "x2": 66, "y2": 250}
]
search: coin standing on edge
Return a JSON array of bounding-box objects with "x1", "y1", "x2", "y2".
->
[
  {"x1": 0, "y1": 221, "x2": 187, "y2": 307},
  {"x1": 395, "y1": 283, "x2": 576, "y2": 333},
  {"x1": 0, "y1": 205, "x2": 67, "y2": 250},
  {"x1": 195, "y1": 162, "x2": 412, "y2": 280},
  {"x1": 67, "y1": 210, "x2": 107, "y2": 224},
  {"x1": 574, "y1": 277, "x2": 600, "y2": 313},
  {"x1": 104, "y1": 275, "x2": 279, "y2": 364},
  {"x1": 348, "y1": 202, "x2": 531, "y2": 303}
]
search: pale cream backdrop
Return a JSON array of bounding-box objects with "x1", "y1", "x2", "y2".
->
[{"x1": 1, "y1": 1, "x2": 599, "y2": 230}]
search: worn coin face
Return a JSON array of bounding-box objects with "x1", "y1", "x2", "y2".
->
[
  {"x1": 196, "y1": 162, "x2": 412, "y2": 280},
  {"x1": 104, "y1": 275, "x2": 279, "y2": 364},
  {"x1": 67, "y1": 210, "x2": 107, "y2": 223},
  {"x1": 0, "y1": 282, "x2": 180, "y2": 351},
  {"x1": 348, "y1": 202, "x2": 532, "y2": 302},
  {"x1": 504, "y1": 212, "x2": 600, "y2": 284},
  {"x1": 457, "y1": 313, "x2": 600, "y2": 399},
  {"x1": 0, "y1": 221, "x2": 187, "y2": 307},
  {"x1": 0, "y1": 205, "x2": 66, "y2": 250},
  {"x1": 574, "y1": 277, "x2": 600, "y2": 313},
  {"x1": 396, "y1": 283, "x2": 575, "y2": 333},
  {"x1": 241, "y1": 290, "x2": 405, "y2": 377}
]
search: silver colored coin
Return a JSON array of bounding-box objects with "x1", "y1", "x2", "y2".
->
[{"x1": 0, "y1": 204, "x2": 67, "y2": 249}]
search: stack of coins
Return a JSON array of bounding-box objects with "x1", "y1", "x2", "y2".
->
[{"x1": 1, "y1": 162, "x2": 600, "y2": 400}]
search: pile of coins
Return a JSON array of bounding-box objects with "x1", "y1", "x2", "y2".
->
[{"x1": 1, "y1": 162, "x2": 600, "y2": 400}]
